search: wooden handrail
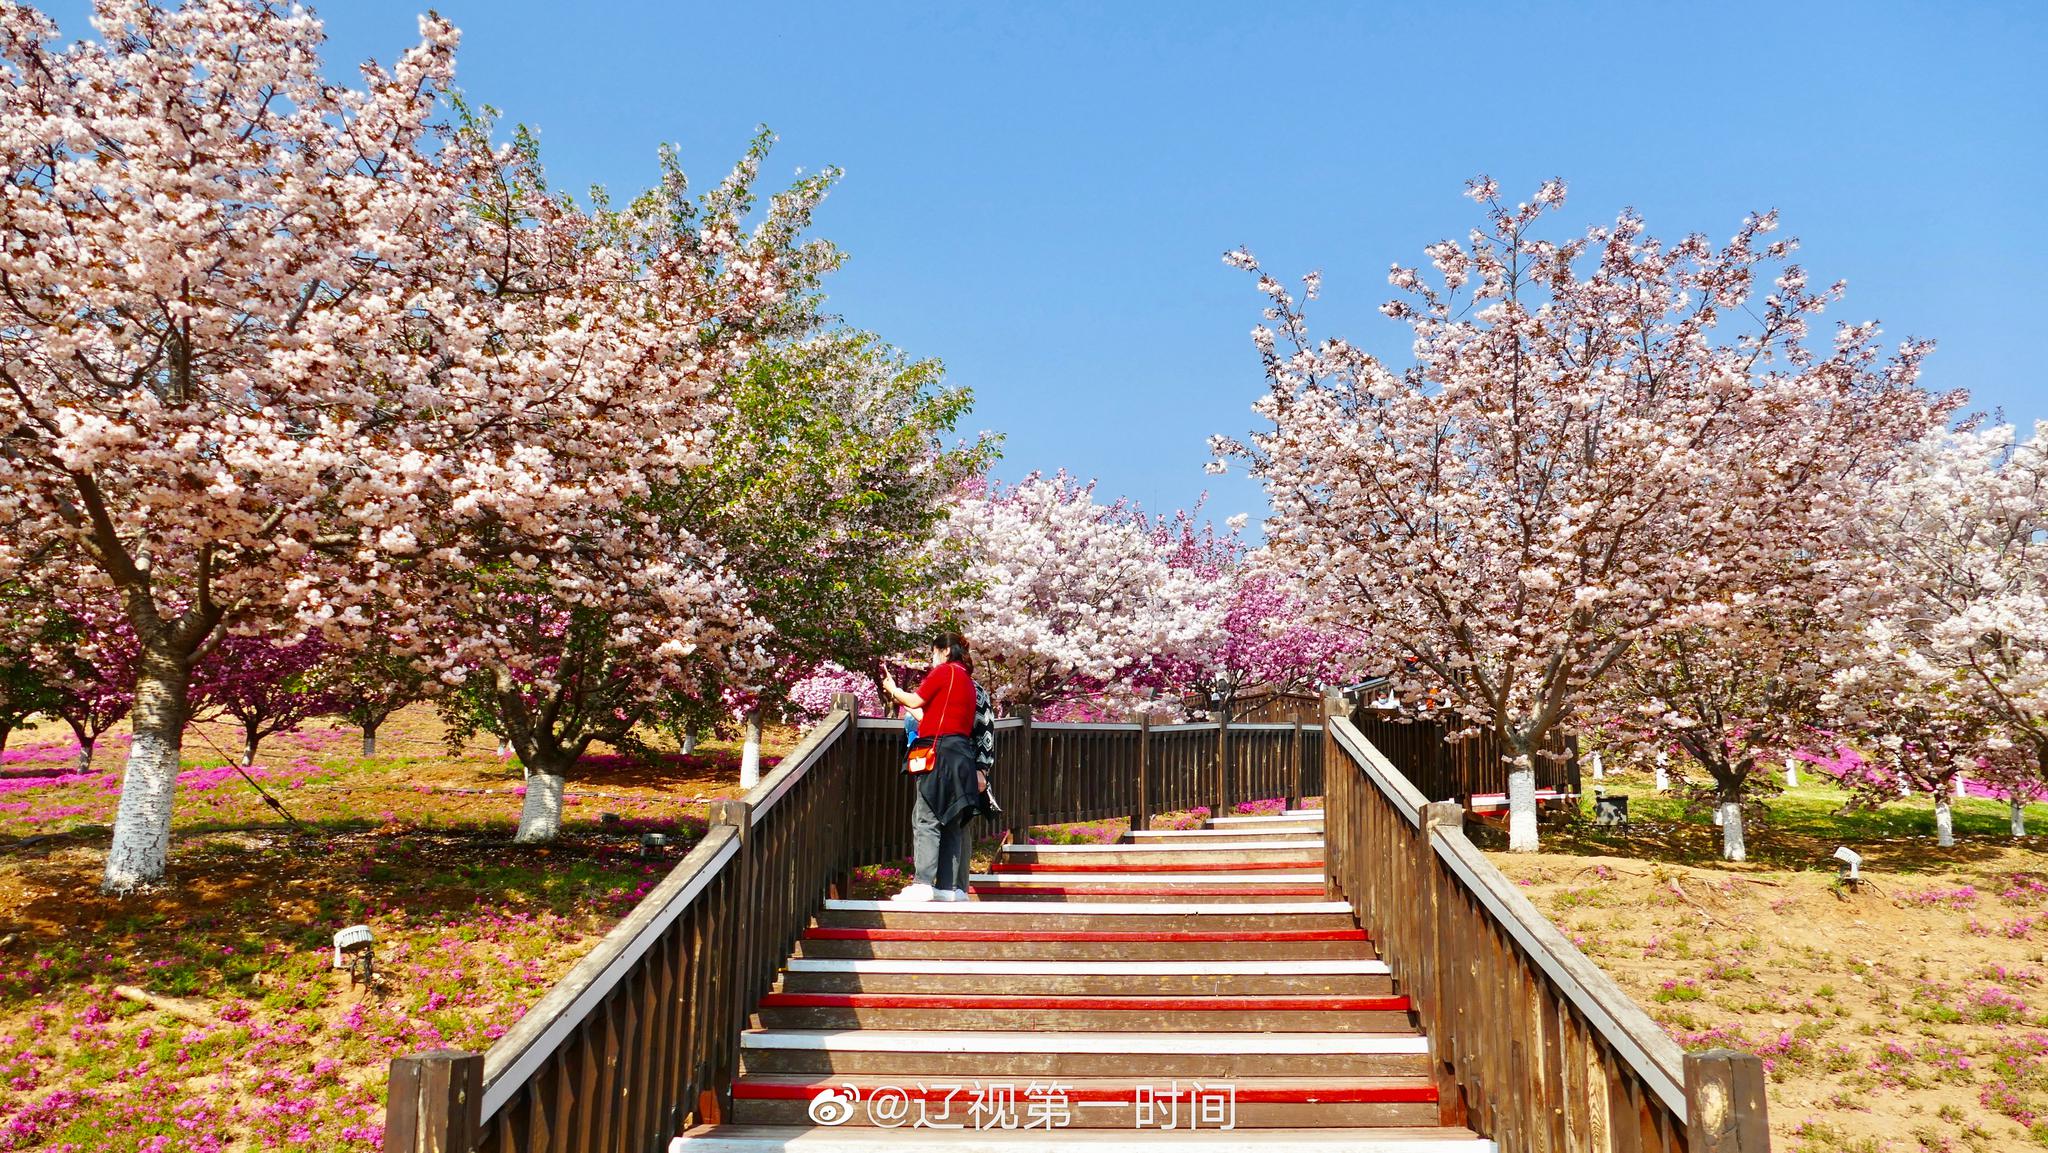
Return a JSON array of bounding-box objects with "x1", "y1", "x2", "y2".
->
[
  {"x1": 1322, "y1": 708, "x2": 1769, "y2": 1151},
  {"x1": 386, "y1": 700, "x2": 866, "y2": 1153},
  {"x1": 477, "y1": 827, "x2": 741, "y2": 1118},
  {"x1": 739, "y1": 710, "x2": 849, "y2": 825}
]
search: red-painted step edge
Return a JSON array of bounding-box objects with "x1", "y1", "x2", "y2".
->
[
  {"x1": 991, "y1": 860, "x2": 1325, "y2": 873},
  {"x1": 804, "y1": 927, "x2": 1368, "y2": 944},
  {"x1": 759, "y1": 992, "x2": 1412, "y2": 1012},
  {"x1": 732, "y1": 1079, "x2": 1437, "y2": 1104}
]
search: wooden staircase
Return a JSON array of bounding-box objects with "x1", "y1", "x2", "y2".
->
[{"x1": 672, "y1": 806, "x2": 1489, "y2": 1151}]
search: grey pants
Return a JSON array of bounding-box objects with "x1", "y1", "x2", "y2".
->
[{"x1": 912, "y1": 790, "x2": 973, "y2": 892}]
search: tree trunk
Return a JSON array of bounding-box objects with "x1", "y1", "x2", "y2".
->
[
  {"x1": 681, "y1": 728, "x2": 698, "y2": 756},
  {"x1": 1783, "y1": 756, "x2": 1799, "y2": 788},
  {"x1": 1935, "y1": 794, "x2": 1955, "y2": 848},
  {"x1": 242, "y1": 720, "x2": 260, "y2": 767},
  {"x1": 1653, "y1": 752, "x2": 1669, "y2": 792},
  {"x1": 515, "y1": 766, "x2": 568, "y2": 843},
  {"x1": 740, "y1": 708, "x2": 764, "y2": 790},
  {"x1": 1588, "y1": 750, "x2": 1603, "y2": 780},
  {"x1": 361, "y1": 722, "x2": 378, "y2": 758},
  {"x1": 1506, "y1": 767, "x2": 1538, "y2": 853},
  {"x1": 2012, "y1": 797, "x2": 2027, "y2": 838},
  {"x1": 1721, "y1": 800, "x2": 1746, "y2": 862},
  {"x1": 103, "y1": 655, "x2": 191, "y2": 894},
  {"x1": 1954, "y1": 774, "x2": 1968, "y2": 798}
]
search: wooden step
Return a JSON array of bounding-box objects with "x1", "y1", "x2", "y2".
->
[
  {"x1": 726, "y1": 1074, "x2": 1440, "y2": 1128},
  {"x1": 998, "y1": 843, "x2": 1323, "y2": 869},
  {"x1": 816, "y1": 898, "x2": 1359, "y2": 933},
  {"x1": 674, "y1": 1124, "x2": 1493, "y2": 1151},
  {"x1": 737, "y1": 1028, "x2": 1432, "y2": 1077},
  {"x1": 753, "y1": 991, "x2": 1414, "y2": 1032},
  {"x1": 1206, "y1": 812, "x2": 1323, "y2": 827},
  {"x1": 792, "y1": 927, "x2": 1375, "y2": 961},
  {"x1": 1126, "y1": 828, "x2": 1325, "y2": 844},
  {"x1": 968, "y1": 882, "x2": 1328, "y2": 902},
  {"x1": 777, "y1": 966, "x2": 1395, "y2": 997}
]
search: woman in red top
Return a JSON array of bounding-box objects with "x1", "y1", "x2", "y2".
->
[{"x1": 882, "y1": 632, "x2": 980, "y2": 903}]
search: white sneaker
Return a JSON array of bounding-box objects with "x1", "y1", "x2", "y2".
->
[
  {"x1": 948, "y1": 889, "x2": 970, "y2": 903},
  {"x1": 890, "y1": 883, "x2": 936, "y2": 904},
  {"x1": 934, "y1": 888, "x2": 968, "y2": 903}
]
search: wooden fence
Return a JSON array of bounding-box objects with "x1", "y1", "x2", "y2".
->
[
  {"x1": 386, "y1": 707, "x2": 1324, "y2": 1150},
  {"x1": 388, "y1": 701, "x2": 1768, "y2": 1153},
  {"x1": 1321, "y1": 700, "x2": 1768, "y2": 1152},
  {"x1": 1350, "y1": 703, "x2": 1580, "y2": 803},
  {"x1": 838, "y1": 716, "x2": 1323, "y2": 865}
]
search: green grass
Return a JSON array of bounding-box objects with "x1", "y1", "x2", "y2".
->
[{"x1": 1520, "y1": 771, "x2": 2048, "y2": 871}]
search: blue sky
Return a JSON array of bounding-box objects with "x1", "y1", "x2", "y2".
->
[{"x1": 47, "y1": 1, "x2": 2048, "y2": 524}]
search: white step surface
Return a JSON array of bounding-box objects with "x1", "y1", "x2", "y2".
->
[
  {"x1": 674, "y1": 1127, "x2": 1493, "y2": 1152},
  {"x1": 1128, "y1": 827, "x2": 1324, "y2": 838},
  {"x1": 970, "y1": 873, "x2": 1323, "y2": 885},
  {"x1": 742, "y1": 1030, "x2": 1427, "y2": 1055},
  {"x1": 784, "y1": 958, "x2": 1391, "y2": 976},
  {"x1": 824, "y1": 899, "x2": 1353, "y2": 916},
  {"x1": 1206, "y1": 813, "x2": 1325, "y2": 826},
  {"x1": 1004, "y1": 841, "x2": 1321, "y2": 854}
]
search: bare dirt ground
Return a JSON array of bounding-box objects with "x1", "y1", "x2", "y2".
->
[{"x1": 1488, "y1": 780, "x2": 2048, "y2": 1153}]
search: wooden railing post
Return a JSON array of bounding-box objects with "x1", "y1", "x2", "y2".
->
[
  {"x1": 828, "y1": 693, "x2": 861, "y2": 897},
  {"x1": 1287, "y1": 718, "x2": 1304, "y2": 811},
  {"x1": 1011, "y1": 706, "x2": 1035, "y2": 842},
  {"x1": 384, "y1": 1050, "x2": 482, "y2": 1153},
  {"x1": 703, "y1": 798, "x2": 752, "y2": 1124},
  {"x1": 1130, "y1": 714, "x2": 1152, "y2": 833},
  {"x1": 1214, "y1": 701, "x2": 1234, "y2": 818},
  {"x1": 1418, "y1": 801, "x2": 1469, "y2": 1128},
  {"x1": 1684, "y1": 1050, "x2": 1770, "y2": 1151}
]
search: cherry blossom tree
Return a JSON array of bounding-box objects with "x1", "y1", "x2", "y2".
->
[
  {"x1": 932, "y1": 473, "x2": 1220, "y2": 715},
  {"x1": 1157, "y1": 567, "x2": 1363, "y2": 721},
  {"x1": 0, "y1": 593, "x2": 55, "y2": 759},
  {"x1": 38, "y1": 598, "x2": 138, "y2": 771},
  {"x1": 1214, "y1": 177, "x2": 1946, "y2": 850},
  {"x1": 0, "y1": 0, "x2": 478, "y2": 891},
  {"x1": 190, "y1": 633, "x2": 339, "y2": 765},
  {"x1": 324, "y1": 611, "x2": 436, "y2": 757},
  {"x1": 1599, "y1": 572, "x2": 1851, "y2": 860},
  {"x1": 1828, "y1": 649, "x2": 2006, "y2": 847},
  {"x1": 410, "y1": 117, "x2": 839, "y2": 841},
  {"x1": 1847, "y1": 423, "x2": 2048, "y2": 787},
  {"x1": 786, "y1": 662, "x2": 883, "y2": 723}
]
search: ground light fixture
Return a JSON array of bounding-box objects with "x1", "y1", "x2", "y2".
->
[
  {"x1": 333, "y1": 925, "x2": 375, "y2": 986},
  {"x1": 640, "y1": 832, "x2": 670, "y2": 859},
  {"x1": 1832, "y1": 846, "x2": 1863, "y2": 890}
]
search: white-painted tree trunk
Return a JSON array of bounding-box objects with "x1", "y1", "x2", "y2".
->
[
  {"x1": 1507, "y1": 768, "x2": 1539, "y2": 852},
  {"x1": 1654, "y1": 761, "x2": 1670, "y2": 792},
  {"x1": 740, "y1": 709, "x2": 764, "y2": 790},
  {"x1": 77, "y1": 739, "x2": 93, "y2": 773},
  {"x1": 516, "y1": 772, "x2": 567, "y2": 843},
  {"x1": 1588, "y1": 751, "x2": 1604, "y2": 780},
  {"x1": 1935, "y1": 796, "x2": 1954, "y2": 847},
  {"x1": 681, "y1": 729, "x2": 698, "y2": 756},
  {"x1": 1783, "y1": 756, "x2": 1799, "y2": 788},
  {"x1": 103, "y1": 662, "x2": 190, "y2": 894},
  {"x1": 1721, "y1": 801, "x2": 1746, "y2": 862},
  {"x1": 1955, "y1": 774, "x2": 1967, "y2": 798},
  {"x1": 2013, "y1": 797, "x2": 2028, "y2": 838},
  {"x1": 1899, "y1": 774, "x2": 1912, "y2": 798},
  {"x1": 242, "y1": 723, "x2": 261, "y2": 766},
  {"x1": 362, "y1": 726, "x2": 378, "y2": 758}
]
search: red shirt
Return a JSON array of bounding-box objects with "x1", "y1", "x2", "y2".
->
[{"x1": 915, "y1": 661, "x2": 976, "y2": 739}]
